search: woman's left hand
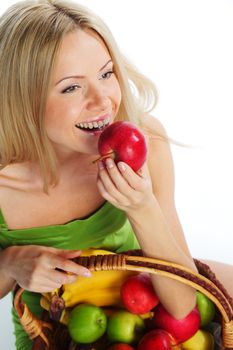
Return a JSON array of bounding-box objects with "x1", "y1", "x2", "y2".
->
[{"x1": 96, "y1": 158, "x2": 155, "y2": 213}]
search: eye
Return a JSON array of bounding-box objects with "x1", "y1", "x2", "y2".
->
[
  {"x1": 62, "y1": 84, "x2": 81, "y2": 94},
  {"x1": 101, "y1": 70, "x2": 114, "y2": 80}
]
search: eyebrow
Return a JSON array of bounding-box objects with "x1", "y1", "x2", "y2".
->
[{"x1": 55, "y1": 59, "x2": 113, "y2": 85}]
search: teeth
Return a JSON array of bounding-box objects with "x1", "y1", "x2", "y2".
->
[{"x1": 76, "y1": 117, "x2": 110, "y2": 130}]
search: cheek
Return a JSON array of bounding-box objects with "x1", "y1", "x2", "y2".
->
[
  {"x1": 44, "y1": 97, "x2": 81, "y2": 127},
  {"x1": 111, "y1": 77, "x2": 122, "y2": 106}
]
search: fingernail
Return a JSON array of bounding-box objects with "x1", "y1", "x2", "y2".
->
[
  {"x1": 98, "y1": 160, "x2": 105, "y2": 170},
  {"x1": 118, "y1": 162, "x2": 126, "y2": 172},
  {"x1": 83, "y1": 270, "x2": 92, "y2": 277},
  {"x1": 106, "y1": 158, "x2": 114, "y2": 169}
]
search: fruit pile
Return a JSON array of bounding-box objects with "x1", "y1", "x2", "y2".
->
[{"x1": 41, "y1": 249, "x2": 217, "y2": 350}]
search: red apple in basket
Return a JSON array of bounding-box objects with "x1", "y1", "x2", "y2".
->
[
  {"x1": 152, "y1": 304, "x2": 201, "y2": 343},
  {"x1": 120, "y1": 273, "x2": 159, "y2": 314},
  {"x1": 97, "y1": 121, "x2": 147, "y2": 171},
  {"x1": 138, "y1": 329, "x2": 180, "y2": 350}
]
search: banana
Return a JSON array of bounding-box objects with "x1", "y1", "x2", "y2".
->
[
  {"x1": 64, "y1": 287, "x2": 122, "y2": 308},
  {"x1": 79, "y1": 248, "x2": 114, "y2": 256},
  {"x1": 40, "y1": 249, "x2": 137, "y2": 323},
  {"x1": 61, "y1": 269, "x2": 136, "y2": 307}
]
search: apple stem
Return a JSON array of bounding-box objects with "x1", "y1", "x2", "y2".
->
[
  {"x1": 140, "y1": 311, "x2": 154, "y2": 320},
  {"x1": 92, "y1": 151, "x2": 115, "y2": 164}
]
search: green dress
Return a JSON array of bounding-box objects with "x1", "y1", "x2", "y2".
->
[{"x1": 0, "y1": 201, "x2": 139, "y2": 350}]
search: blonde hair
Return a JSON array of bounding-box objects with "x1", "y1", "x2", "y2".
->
[{"x1": 0, "y1": 0, "x2": 159, "y2": 192}]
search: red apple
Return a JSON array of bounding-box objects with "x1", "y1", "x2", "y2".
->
[
  {"x1": 98, "y1": 121, "x2": 147, "y2": 171},
  {"x1": 107, "y1": 344, "x2": 135, "y2": 350},
  {"x1": 138, "y1": 329, "x2": 180, "y2": 350},
  {"x1": 152, "y1": 304, "x2": 201, "y2": 343},
  {"x1": 120, "y1": 273, "x2": 159, "y2": 314}
]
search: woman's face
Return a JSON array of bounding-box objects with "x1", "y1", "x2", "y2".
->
[{"x1": 44, "y1": 29, "x2": 122, "y2": 157}]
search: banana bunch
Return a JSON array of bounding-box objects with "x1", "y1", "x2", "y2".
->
[{"x1": 40, "y1": 249, "x2": 136, "y2": 324}]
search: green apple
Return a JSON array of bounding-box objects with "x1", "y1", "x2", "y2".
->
[
  {"x1": 68, "y1": 303, "x2": 107, "y2": 344},
  {"x1": 106, "y1": 310, "x2": 145, "y2": 344},
  {"x1": 196, "y1": 291, "x2": 216, "y2": 327}
]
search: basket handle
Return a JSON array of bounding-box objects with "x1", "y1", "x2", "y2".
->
[{"x1": 13, "y1": 253, "x2": 233, "y2": 350}]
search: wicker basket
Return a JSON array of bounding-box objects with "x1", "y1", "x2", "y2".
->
[{"x1": 13, "y1": 250, "x2": 233, "y2": 350}]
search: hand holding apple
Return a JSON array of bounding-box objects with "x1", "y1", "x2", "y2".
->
[
  {"x1": 97, "y1": 121, "x2": 147, "y2": 172},
  {"x1": 96, "y1": 123, "x2": 154, "y2": 213}
]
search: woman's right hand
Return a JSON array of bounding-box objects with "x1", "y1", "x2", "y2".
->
[{"x1": 1, "y1": 245, "x2": 91, "y2": 293}]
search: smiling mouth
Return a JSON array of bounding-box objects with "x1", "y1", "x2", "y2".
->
[{"x1": 75, "y1": 117, "x2": 110, "y2": 132}]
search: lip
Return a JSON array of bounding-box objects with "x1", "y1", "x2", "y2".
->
[{"x1": 89, "y1": 129, "x2": 105, "y2": 136}]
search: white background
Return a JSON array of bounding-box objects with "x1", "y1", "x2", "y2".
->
[{"x1": 1, "y1": 0, "x2": 233, "y2": 349}]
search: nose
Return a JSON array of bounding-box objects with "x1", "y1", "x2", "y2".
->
[{"x1": 84, "y1": 83, "x2": 110, "y2": 112}]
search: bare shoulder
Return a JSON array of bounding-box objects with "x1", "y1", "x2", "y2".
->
[
  {"x1": 0, "y1": 163, "x2": 32, "y2": 205},
  {"x1": 139, "y1": 113, "x2": 173, "y2": 163},
  {"x1": 0, "y1": 164, "x2": 28, "y2": 188}
]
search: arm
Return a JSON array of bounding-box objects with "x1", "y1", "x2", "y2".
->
[
  {"x1": 97, "y1": 115, "x2": 197, "y2": 319},
  {"x1": 128, "y1": 117, "x2": 197, "y2": 318},
  {"x1": 0, "y1": 249, "x2": 16, "y2": 298}
]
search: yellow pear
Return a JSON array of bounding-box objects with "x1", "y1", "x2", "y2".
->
[{"x1": 182, "y1": 329, "x2": 214, "y2": 350}]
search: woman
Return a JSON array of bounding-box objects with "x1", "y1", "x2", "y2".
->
[{"x1": 0, "y1": 1, "x2": 231, "y2": 349}]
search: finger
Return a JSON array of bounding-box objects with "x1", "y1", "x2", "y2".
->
[
  {"x1": 52, "y1": 256, "x2": 92, "y2": 277},
  {"x1": 19, "y1": 270, "x2": 69, "y2": 292},
  {"x1": 117, "y1": 161, "x2": 148, "y2": 190},
  {"x1": 50, "y1": 269, "x2": 78, "y2": 285},
  {"x1": 97, "y1": 174, "x2": 129, "y2": 207},
  {"x1": 22, "y1": 280, "x2": 62, "y2": 293},
  {"x1": 103, "y1": 158, "x2": 135, "y2": 194},
  {"x1": 98, "y1": 160, "x2": 128, "y2": 199},
  {"x1": 96, "y1": 176, "x2": 118, "y2": 204},
  {"x1": 136, "y1": 162, "x2": 150, "y2": 177},
  {"x1": 37, "y1": 276, "x2": 72, "y2": 293}
]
